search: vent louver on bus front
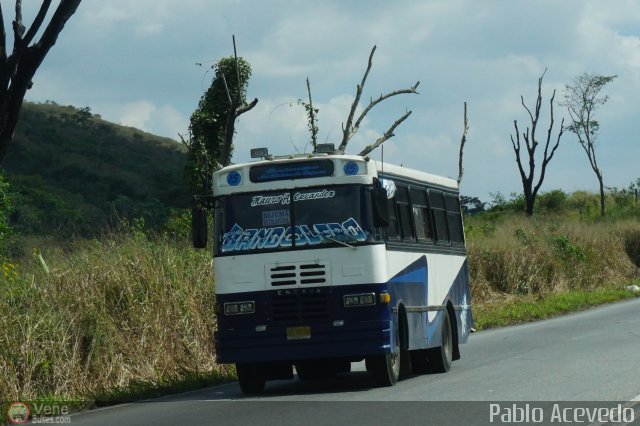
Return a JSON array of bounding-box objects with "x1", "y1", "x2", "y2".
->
[
  {"x1": 267, "y1": 262, "x2": 330, "y2": 286},
  {"x1": 269, "y1": 292, "x2": 329, "y2": 322}
]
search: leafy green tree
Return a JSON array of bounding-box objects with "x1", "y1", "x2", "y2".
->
[
  {"x1": 183, "y1": 53, "x2": 256, "y2": 192},
  {"x1": 460, "y1": 195, "x2": 485, "y2": 215},
  {"x1": 0, "y1": 0, "x2": 82, "y2": 161},
  {"x1": 562, "y1": 73, "x2": 616, "y2": 217}
]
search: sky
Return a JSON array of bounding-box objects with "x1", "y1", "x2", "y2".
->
[{"x1": 10, "y1": 0, "x2": 640, "y2": 201}]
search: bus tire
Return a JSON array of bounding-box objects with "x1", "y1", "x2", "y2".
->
[
  {"x1": 368, "y1": 320, "x2": 401, "y2": 386},
  {"x1": 236, "y1": 363, "x2": 266, "y2": 394},
  {"x1": 398, "y1": 308, "x2": 412, "y2": 378},
  {"x1": 368, "y1": 351, "x2": 400, "y2": 387},
  {"x1": 427, "y1": 311, "x2": 453, "y2": 374}
]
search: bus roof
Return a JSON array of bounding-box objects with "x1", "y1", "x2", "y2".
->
[
  {"x1": 375, "y1": 161, "x2": 458, "y2": 189},
  {"x1": 212, "y1": 153, "x2": 458, "y2": 195}
]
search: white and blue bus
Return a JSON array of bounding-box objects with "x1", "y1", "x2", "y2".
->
[{"x1": 192, "y1": 148, "x2": 473, "y2": 394}]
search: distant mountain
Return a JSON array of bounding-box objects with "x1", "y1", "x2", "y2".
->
[{"x1": 2, "y1": 101, "x2": 190, "y2": 236}]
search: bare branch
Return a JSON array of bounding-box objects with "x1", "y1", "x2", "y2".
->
[
  {"x1": 457, "y1": 101, "x2": 469, "y2": 185},
  {"x1": 359, "y1": 110, "x2": 412, "y2": 156},
  {"x1": 532, "y1": 87, "x2": 563, "y2": 197},
  {"x1": 232, "y1": 35, "x2": 241, "y2": 105},
  {"x1": 339, "y1": 45, "x2": 376, "y2": 152},
  {"x1": 35, "y1": 0, "x2": 80, "y2": 52},
  {"x1": 510, "y1": 120, "x2": 527, "y2": 184},
  {"x1": 220, "y1": 73, "x2": 232, "y2": 105},
  {"x1": 236, "y1": 97, "x2": 258, "y2": 115},
  {"x1": 23, "y1": 0, "x2": 52, "y2": 46},
  {"x1": 306, "y1": 76, "x2": 318, "y2": 149},
  {"x1": 14, "y1": 0, "x2": 24, "y2": 35},
  {"x1": 0, "y1": 4, "x2": 6, "y2": 65},
  {"x1": 521, "y1": 94, "x2": 534, "y2": 124},
  {"x1": 178, "y1": 133, "x2": 191, "y2": 151},
  {"x1": 351, "y1": 81, "x2": 419, "y2": 139},
  {"x1": 12, "y1": 0, "x2": 25, "y2": 52}
]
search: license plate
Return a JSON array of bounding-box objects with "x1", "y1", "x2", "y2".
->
[{"x1": 286, "y1": 326, "x2": 311, "y2": 340}]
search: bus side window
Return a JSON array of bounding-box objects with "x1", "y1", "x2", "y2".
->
[
  {"x1": 445, "y1": 195, "x2": 465, "y2": 244},
  {"x1": 410, "y1": 188, "x2": 432, "y2": 241},
  {"x1": 429, "y1": 190, "x2": 449, "y2": 243},
  {"x1": 386, "y1": 196, "x2": 401, "y2": 239},
  {"x1": 395, "y1": 186, "x2": 415, "y2": 241}
]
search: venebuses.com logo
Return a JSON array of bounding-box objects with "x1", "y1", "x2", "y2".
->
[
  {"x1": 6, "y1": 400, "x2": 72, "y2": 424},
  {"x1": 7, "y1": 402, "x2": 30, "y2": 424}
]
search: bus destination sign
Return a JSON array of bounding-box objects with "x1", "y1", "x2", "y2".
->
[{"x1": 249, "y1": 160, "x2": 334, "y2": 183}]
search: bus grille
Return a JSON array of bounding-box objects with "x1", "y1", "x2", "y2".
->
[
  {"x1": 267, "y1": 262, "x2": 329, "y2": 286},
  {"x1": 269, "y1": 292, "x2": 329, "y2": 322}
]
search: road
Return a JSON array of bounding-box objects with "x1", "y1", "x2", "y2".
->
[{"x1": 70, "y1": 298, "x2": 640, "y2": 425}]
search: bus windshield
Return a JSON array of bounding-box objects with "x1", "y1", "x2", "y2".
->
[{"x1": 215, "y1": 185, "x2": 380, "y2": 256}]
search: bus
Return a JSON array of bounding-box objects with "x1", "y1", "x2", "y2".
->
[{"x1": 192, "y1": 147, "x2": 473, "y2": 394}]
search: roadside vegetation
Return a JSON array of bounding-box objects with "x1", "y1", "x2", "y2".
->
[
  {"x1": 467, "y1": 188, "x2": 640, "y2": 329},
  {"x1": 0, "y1": 217, "x2": 234, "y2": 421}
]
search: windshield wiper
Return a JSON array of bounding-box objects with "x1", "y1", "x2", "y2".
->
[{"x1": 324, "y1": 235, "x2": 358, "y2": 250}]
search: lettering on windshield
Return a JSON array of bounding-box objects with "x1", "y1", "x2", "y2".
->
[
  {"x1": 251, "y1": 190, "x2": 336, "y2": 207},
  {"x1": 251, "y1": 193, "x2": 290, "y2": 206},
  {"x1": 262, "y1": 210, "x2": 290, "y2": 226},
  {"x1": 293, "y1": 189, "x2": 335, "y2": 202},
  {"x1": 222, "y1": 217, "x2": 367, "y2": 252}
]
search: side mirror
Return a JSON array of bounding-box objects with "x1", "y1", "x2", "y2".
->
[
  {"x1": 373, "y1": 186, "x2": 390, "y2": 227},
  {"x1": 192, "y1": 207, "x2": 208, "y2": 249}
]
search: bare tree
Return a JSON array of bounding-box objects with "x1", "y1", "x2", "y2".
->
[
  {"x1": 333, "y1": 46, "x2": 418, "y2": 155},
  {"x1": 457, "y1": 102, "x2": 469, "y2": 186},
  {"x1": 510, "y1": 69, "x2": 564, "y2": 216},
  {"x1": 220, "y1": 36, "x2": 258, "y2": 166},
  {"x1": 0, "y1": 0, "x2": 82, "y2": 161},
  {"x1": 562, "y1": 73, "x2": 616, "y2": 217}
]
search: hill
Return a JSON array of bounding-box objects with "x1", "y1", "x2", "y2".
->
[{"x1": 2, "y1": 102, "x2": 190, "y2": 237}]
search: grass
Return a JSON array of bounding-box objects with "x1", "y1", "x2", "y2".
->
[
  {"x1": 473, "y1": 287, "x2": 640, "y2": 330},
  {"x1": 467, "y1": 209, "x2": 640, "y2": 330},
  {"x1": 0, "y1": 229, "x2": 234, "y2": 415},
  {"x1": 466, "y1": 215, "x2": 640, "y2": 299}
]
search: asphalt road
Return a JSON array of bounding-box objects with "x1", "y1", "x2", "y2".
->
[{"x1": 69, "y1": 298, "x2": 640, "y2": 425}]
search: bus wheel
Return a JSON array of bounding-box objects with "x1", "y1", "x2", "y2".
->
[
  {"x1": 367, "y1": 323, "x2": 401, "y2": 386},
  {"x1": 367, "y1": 350, "x2": 400, "y2": 386},
  {"x1": 427, "y1": 311, "x2": 453, "y2": 373},
  {"x1": 236, "y1": 363, "x2": 266, "y2": 394}
]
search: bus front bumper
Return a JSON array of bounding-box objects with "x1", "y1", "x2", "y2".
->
[{"x1": 215, "y1": 319, "x2": 391, "y2": 364}]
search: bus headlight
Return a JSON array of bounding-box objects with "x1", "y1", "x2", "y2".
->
[
  {"x1": 224, "y1": 301, "x2": 255, "y2": 315},
  {"x1": 343, "y1": 293, "x2": 376, "y2": 307}
]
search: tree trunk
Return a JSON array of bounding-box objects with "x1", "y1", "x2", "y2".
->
[
  {"x1": 522, "y1": 180, "x2": 534, "y2": 217},
  {"x1": 525, "y1": 194, "x2": 535, "y2": 217},
  {"x1": 598, "y1": 173, "x2": 605, "y2": 217}
]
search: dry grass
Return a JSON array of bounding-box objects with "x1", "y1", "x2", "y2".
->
[
  {"x1": 467, "y1": 214, "x2": 640, "y2": 304},
  {"x1": 0, "y1": 233, "x2": 231, "y2": 404}
]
